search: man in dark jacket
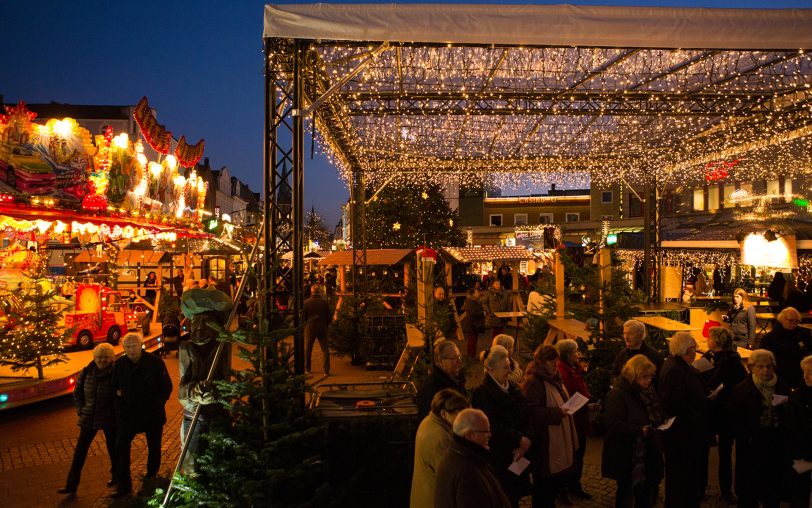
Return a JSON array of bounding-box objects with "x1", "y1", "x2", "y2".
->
[
  {"x1": 112, "y1": 333, "x2": 172, "y2": 497},
  {"x1": 417, "y1": 341, "x2": 466, "y2": 420},
  {"x1": 434, "y1": 408, "x2": 511, "y2": 508},
  {"x1": 303, "y1": 285, "x2": 332, "y2": 375},
  {"x1": 613, "y1": 319, "x2": 665, "y2": 384},
  {"x1": 761, "y1": 307, "x2": 812, "y2": 389},
  {"x1": 461, "y1": 287, "x2": 485, "y2": 358},
  {"x1": 59, "y1": 343, "x2": 117, "y2": 494},
  {"x1": 483, "y1": 279, "x2": 511, "y2": 338},
  {"x1": 659, "y1": 332, "x2": 710, "y2": 508}
]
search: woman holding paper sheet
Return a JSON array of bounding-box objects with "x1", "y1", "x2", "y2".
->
[
  {"x1": 702, "y1": 327, "x2": 747, "y2": 505},
  {"x1": 520, "y1": 344, "x2": 578, "y2": 508},
  {"x1": 728, "y1": 349, "x2": 791, "y2": 508},
  {"x1": 659, "y1": 331, "x2": 711, "y2": 508},
  {"x1": 556, "y1": 339, "x2": 594, "y2": 501},
  {"x1": 601, "y1": 355, "x2": 664, "y2": 508},
  {"x1": 472, "y1": 344, "x2": 532, "y2": 508}
]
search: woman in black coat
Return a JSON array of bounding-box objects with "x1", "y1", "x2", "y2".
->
[
  {"x1": 728, "y1": 349, "x2": 791, "y2": 508},
  {"x1": 472, "y1": 344, "x2": 532, "y2": 508},
  {"x1": 602, "y1": 354, "x2": 664, "y2": 508},
  {"x1": 658, "y1": 332, "x2": 710, "y2": 508},
  {"x1": 59, "y1": 344, "x2": 117, "y2": 494},
  {"x1": 702, "y1": 327, "x2": 747, "y2": 504},
  {"x1": 786, "y1": 355, "x2": 812, "y2": 508}
]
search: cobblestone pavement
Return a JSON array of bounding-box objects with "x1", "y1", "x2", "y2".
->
[
  {"x1": 0, "y1": 343, "x2": 783, "y2": 507},
  {"x1": 0, "y1": 355, "x2": 183, "y2": 508}
]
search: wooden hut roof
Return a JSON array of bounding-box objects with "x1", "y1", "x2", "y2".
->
[
  {"x1": 442, "y1": 246, "x2": 534, "y2": 263},
  {"x1": 319, "y1": 248, "x2": 413, "y2": 266}
]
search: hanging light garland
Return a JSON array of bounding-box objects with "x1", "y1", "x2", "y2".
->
[{"x1": 273, "y1": 43, "x2": 812, "y2": 190}]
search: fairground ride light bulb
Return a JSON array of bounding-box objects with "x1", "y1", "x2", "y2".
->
[
  {"x1": 53, "y1": 119, "x2": 73, "y2": 138},
  {"x1": 165, "y1": 154, "x2": 177, "y2": 170},
  {"x1": 112, "y1": 133, "x2": 129, "y2": 150},
  {"x1": 149, "y1": 162, "x2": 162, "y2": 178}
]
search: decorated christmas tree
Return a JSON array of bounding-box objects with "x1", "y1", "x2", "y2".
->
[
  {"x1": 365, "y1": 182, "x2": 465, "y2": 248},
  {"x1": 0, "y1": 254, "x2": 70, "y2": 380}
]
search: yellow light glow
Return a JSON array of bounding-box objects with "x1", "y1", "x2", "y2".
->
[
  {"x1": 741, "y1": 233, "x2": 796, "y2": 269},
  {"x1": 53, "y1": 118, "x2": 74, "y2": 138},
  {"x1": 196, "y1": 178, "x2": 205, "y2": 193},
  {"x1": 149, "y1": 162, "x2": 162, "y2": 178},
  {"x1": 135, "y1": 140, "x2": 145, "y2": 154},
  {"x1": 165, "y1": 154, "x2": 178, "y2": 170},
  {"x1": 112, "y1": 133, "x2": 129, "y2": 150},
  {"x1": 136, "y1": 153, "x2": 148, "y2": 167},
  {"x1": 174, "y1": 175, "x2": 186, "y2": 187}
]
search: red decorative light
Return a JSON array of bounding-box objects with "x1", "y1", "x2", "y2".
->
[
  {"x1": 81, "y1": 194, "x2": 108, "y2": 211},
  {"x1": 704, "y1": 159, "x2": 739, "y2": 182},
  {"x1": 0, "y1": 193, "x2": 15, "y2": 203}
]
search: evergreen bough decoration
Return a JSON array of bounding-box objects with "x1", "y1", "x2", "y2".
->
[
  {"x1": 555, "y1": 250, "x2": 645, "y2": 402},
  {"x1": 0, "y1": 255, "x2": 70, "y2": 380},
  {"x1": 151, "y1": 313, "x2": 335, "y2": 508}
]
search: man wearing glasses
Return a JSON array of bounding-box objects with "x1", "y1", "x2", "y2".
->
[
  {"x1": 417, "y1": 341, "x2": 466, "y2": 419},
  {"x1": 761, "y1": 306, "x2": 812, "y2": 388},
  {"x1": 434, "y1": 408, "x2": 510, "y2": 508}
]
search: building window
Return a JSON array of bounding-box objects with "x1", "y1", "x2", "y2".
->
[
  {"x1": 708, "y1": 185, "x2": 720, "y2": 211},
  {"x1": 784, "y1": 179, "x2": 793, "y2": 202},
  {"x1": 693, "y1": 188, "x2": 705, "y2": 211},
  {"x1": 514, "y1": 213, "x2": 528, "y2": 225},
  {"x1": 767, "y1": 179, "x2": 780, "y2": 198},
  {"x1": 601, "y1": 191, "x2": 613, "y2": 204},
  {"x1": 538, "y1": 213, "x2": 554, "y2": 224},
  {"x1": 565, "y1": 213, "x2": 579, "y2": 222},
  {"x1": 489, "y1": 214, "x2": 503, "y2": 227}
]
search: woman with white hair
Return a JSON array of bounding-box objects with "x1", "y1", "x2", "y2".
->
[
  {"x1": 472, "y1": 344, "x2": 532, "y2": 507},
  {"x1": 492, "y1": 334, "x2": 523, "y2": 385},
  {"x1": 728, "y1": 349, "x2": 791, "y2": 508},
  {"x1": 786, "y1": 355, "x2": 812, "y2": 508},
  {"x1": 59, "y1": 343, "x2": 117, "y2": 494},
  {"x1": 760, "y1": 306, "x2": 812, "y2": 389},
  {"x1": 658, "y1": 331, "x2": 711, "y2": 508}
]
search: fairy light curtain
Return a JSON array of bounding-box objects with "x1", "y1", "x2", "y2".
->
[{"x1": 264, "y1": 4, "x2": 812, "y2": 190}]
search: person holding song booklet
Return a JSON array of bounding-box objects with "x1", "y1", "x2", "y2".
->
[{"x1": 520, "y1": 344, "x2": 579, "y2": 508}]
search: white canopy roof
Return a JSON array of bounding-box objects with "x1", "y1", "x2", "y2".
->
[{"x1": 264, "y1": 3, "x2": 812, "y2": 50}]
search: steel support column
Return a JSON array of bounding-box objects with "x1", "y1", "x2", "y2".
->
[
  {"x1": 291, "y1": 40, "x2": 305, "y2": 374},
  {"x1": 350, "y1": 167, "x2": 367, "y2": 300},
  {"x1": 642, "y1": 182, "x2": 660, "y2": 301}
]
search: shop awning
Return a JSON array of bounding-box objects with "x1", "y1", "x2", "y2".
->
[
  {"x1": 75, "y1": 250, "x2": 170, "y2": 264},
  {"x1": 319, "y1": 248, "x2": 414, "y2": 266},
  {"x1": 265, "y1": 4, "x2": 810, "y2": 49}
]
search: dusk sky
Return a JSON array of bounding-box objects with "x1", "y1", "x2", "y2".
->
[{"x1": 2, "y1": 0, "x2": 810, "y2": 226}]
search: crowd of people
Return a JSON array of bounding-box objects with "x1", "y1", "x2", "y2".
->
[{"x1": 414, "y1": 310, "x2": 812, "y2": 508}]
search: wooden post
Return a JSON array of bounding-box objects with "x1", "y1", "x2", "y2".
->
[
  {"x1": 555, "y1": 251, "x2": 565, "y2": 318},
  {"x1": 598, "y1": 248, "x2": 612, "y2": 332}
]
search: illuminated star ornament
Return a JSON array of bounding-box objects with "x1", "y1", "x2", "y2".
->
[{"x1": 392, "y1": 222, "x2": 401, "y2": 231}]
